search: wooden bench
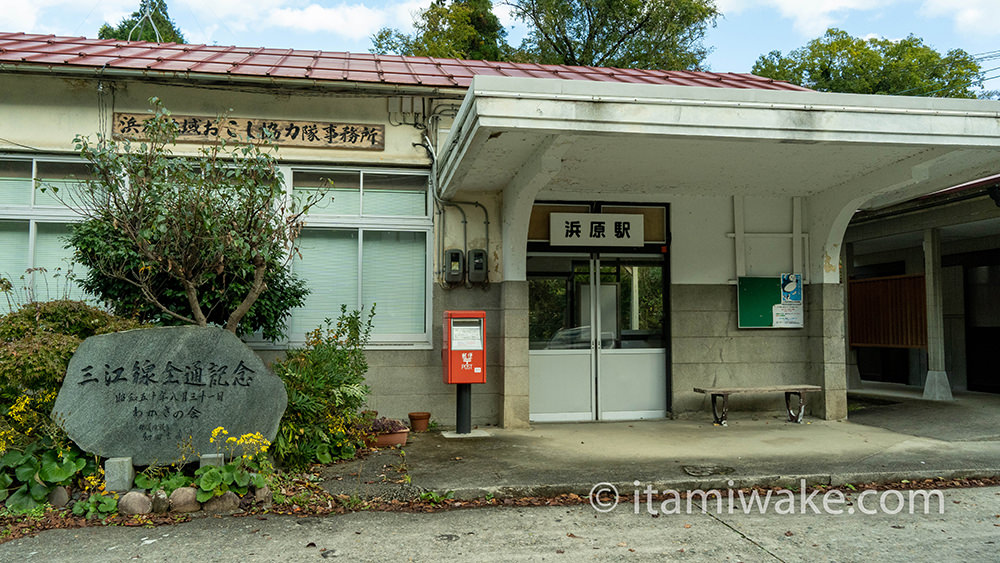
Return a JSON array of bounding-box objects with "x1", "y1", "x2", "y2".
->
[{"x1": 693, "y1": 385, "x2": 822, "y2": 426}]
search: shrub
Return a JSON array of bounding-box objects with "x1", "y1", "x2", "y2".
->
[
  {"x1": 272, "y1": 306, "x2": 375, "y2": 470},
  {"x1": 69, "y1": 220, "x2": 309, "y2": 342},
  {"x1": 0, "y1": 300, "x2": 143, "y2": 513},
  {"x1": 0, "y1": 300, "x2": 145, "y2": 405}
]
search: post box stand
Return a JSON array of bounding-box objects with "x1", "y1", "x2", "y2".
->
[{"x1": 443, "y1": 311, "x2": 486, "y2": 435}]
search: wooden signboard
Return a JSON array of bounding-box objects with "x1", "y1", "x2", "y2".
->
[{"x1": 113, "y1": 113, "x2": 385, "y2": 151}]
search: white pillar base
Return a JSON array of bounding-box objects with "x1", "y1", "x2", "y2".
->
[{"x1": 922, "y1": 370, "x2": 954, "y2": 401}]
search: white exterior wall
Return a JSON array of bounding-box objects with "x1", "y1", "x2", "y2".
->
[
  {"x1": 1, "y1": 75, "x2": 431, "y2": 164},
  {"x1": 1, "y1": 73, "x2": 504, "y2": 426}
]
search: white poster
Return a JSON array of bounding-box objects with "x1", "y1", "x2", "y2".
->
[{"x1": 772, "y1": 303, "x2": 804, "y2": 328}]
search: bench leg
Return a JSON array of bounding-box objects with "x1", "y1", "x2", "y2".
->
[
  {"x1": 785, "y1": 392, "x2": 805, "y2": 423},
  {"x1": 711, "y1": 394, "x2": 729, "y2": 426}
]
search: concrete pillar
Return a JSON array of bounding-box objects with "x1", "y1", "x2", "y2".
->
[
  {"x1": 843, "y1": 242, "x2": 864, "y2": 390},
  {"x1": 500, "y1": 280, "x2": 530, "y2": 428},
  {"x1": 810, "y1": 283, "x2": 848, "y2": 420},
  {"x1": 922, "y1": 228, "x2": 953, "y2": 400}
]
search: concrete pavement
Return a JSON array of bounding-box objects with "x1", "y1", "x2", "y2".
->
[
  {"x1": 2, "y1": 385, "x2": 999, "y2": 562},
  {"x1": 333, "y1": 387, "x2": 1000, "y2": 500},
  {"x1": 3, "y1": 485, "x2": 998, "y2": 562}
]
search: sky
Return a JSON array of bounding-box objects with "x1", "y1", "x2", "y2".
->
[{"x1": 3, "y1": 0, "x2": 1000, "y2": 93}]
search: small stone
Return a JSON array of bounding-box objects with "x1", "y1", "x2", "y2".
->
[
  {"x1": 203, "y1": 491, "x2": 240, "y2": 513},
  {"x1": 47, "y1": 486, "x2": 70, "y2": 508},
  {"x1": 118, "y1": 491, "x2": 152, "y2": 515},
  {"x1": 104, "y1": 457, "x2": 135, "y2": 493},
  {"x1": 199, "y1": 454, "x2": 224, "y2": 468},
  {"x1": 169, "y1": 487, "x2": 201, "y2": 513},
  {"x1": 254, "y1": 485, "x2": 272, "y2": 507},
  {"x1": 151, "y1": 490, "x2": 169, "y2": 513}
]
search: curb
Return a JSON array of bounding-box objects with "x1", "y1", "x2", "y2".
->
[{"x1": 441, "y1": 468, "x2": 1000, "y2": 500}]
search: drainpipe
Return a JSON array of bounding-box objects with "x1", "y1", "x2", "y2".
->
[{"x1": 419, "y1": 134, "x2": 490, "y2": 288}]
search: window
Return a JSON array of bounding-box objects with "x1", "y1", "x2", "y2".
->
[
  {"x1": 0, "y1": 157, "x2": 434, "y2": 347},
  {"x1": 0, "y1": 156, "x2": 91, "y2": 312},
  {"x1": 286, "y1": 168, "x2": 432, "y2": 347}
]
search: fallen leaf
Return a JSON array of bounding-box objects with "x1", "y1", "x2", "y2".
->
[
  {"x1": 683, "y1": 524, "x2": 692, "y2": 529},
  {"x1": 784, "y1": 531, "x2": 794, "y2": 537},
  {"x1": 556, "y1": 550, "x2": 565, "y2": 554},
  {"x1": 567, "y1": 533, "x2": 584, "y2": 539}
]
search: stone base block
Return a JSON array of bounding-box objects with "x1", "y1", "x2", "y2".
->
[
  {"x1": 200, "y1": 453, "x2": 225, "y2": 468},
  {"x1": 104, "y1": 457, "x2": 135, "y2": 493}
]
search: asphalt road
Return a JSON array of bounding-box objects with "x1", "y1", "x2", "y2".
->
[{"x1": 2, "y1": 485, "x2": 997, "y2": 562}]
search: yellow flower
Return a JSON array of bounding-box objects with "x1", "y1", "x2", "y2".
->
[{"x1": 210, "y1": 426, "x2": 228, "y2": 443}]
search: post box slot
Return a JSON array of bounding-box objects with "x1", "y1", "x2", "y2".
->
[{"x1": 450, "y1": 318, "x2": 483, "y2": 350}]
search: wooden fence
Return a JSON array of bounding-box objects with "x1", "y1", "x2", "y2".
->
[{"x1": 848, "y1": 274, "x2": 927, "y2": 349}]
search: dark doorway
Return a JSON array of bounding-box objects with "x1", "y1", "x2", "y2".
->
[{"x1": 965, "y1": 265, "x2": 1000, "y2": 393}]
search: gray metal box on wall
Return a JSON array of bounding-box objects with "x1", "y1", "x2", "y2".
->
[
  {"x1": 444, "y1": 249, "x2": 465, "y2": 284},
  {"x1": 468, "y1": 249, "x2": 487, "y2": 283}
]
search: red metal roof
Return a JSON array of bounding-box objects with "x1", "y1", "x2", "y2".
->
[{"x1": 0, "y1": 32, "x2": 811, "y2": 92}]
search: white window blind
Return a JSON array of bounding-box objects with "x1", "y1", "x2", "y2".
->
[
  {"x1": 0, "y1": 160, "x2": 31, "y2": 206},
  {"x1": 0, "y1": 220, "x2": 30, "y2": 312},
  {"x1": 289, "y1": 228, "x2": 359, "y2": 338},
  {"x1": 34, "y1": 162, "x2": 90, "y2": 207},
  {"x1": 362, "y1": 173, "x2": 426, "y2": 216},
  {"x1": 32, "y1": 223, "x2": 89, "y2": 301},
  {"x1": 362, "y1": 231, "x2": 426, "y2": 335},
  {"x1": 293, "y1": 171, "x2": 360, "y2": 216}
]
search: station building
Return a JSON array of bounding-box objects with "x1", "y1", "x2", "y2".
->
[{"x1": 2, "y1": 31, "x2": 999, "y2": 427}]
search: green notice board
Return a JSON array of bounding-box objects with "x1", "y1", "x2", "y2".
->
[{"x1": 738, "y1": 275, "x2": 804, "y2": 329}]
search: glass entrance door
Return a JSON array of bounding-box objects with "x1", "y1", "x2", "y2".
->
[{"x1": 528, "y1": 254, "x2": 667, "y2": 421}]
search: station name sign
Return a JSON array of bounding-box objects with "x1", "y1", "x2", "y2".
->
[
  {"x1": 549, "y1": 212, "x2": 645, "y2": 247},
  {"x1": 113, "y1": 113, "x2": 385, "y2": 151}
]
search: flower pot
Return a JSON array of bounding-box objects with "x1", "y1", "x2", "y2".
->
[
  {"x1": 374, "y1": 429, "x2": 409, "y2": 447},
  {"x1": 408, "y1": 411, "x2": 431, "y2": 432}
]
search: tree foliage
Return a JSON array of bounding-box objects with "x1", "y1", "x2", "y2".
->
[
  {"x1": 372, "y1": 0, "x2": 719, "y2": 69},
  {"x1": 47, "y1": 99, "x2": 319, "y2": 339},
  {"x1": 508, "y1": 0, "x2": 719, "y2": 69},
  {"x1": 372, "y1": 0, "x2": 508, "y2": 60},
  {"x1": 752, "y1": 28, "x2": 982, "y2": 98},
  {"x1": 98, "y1": 0, "x2": 185, "y2": 44},
  {"x1": 68, "y1": 219, "x2": 309, "y2": 342}
]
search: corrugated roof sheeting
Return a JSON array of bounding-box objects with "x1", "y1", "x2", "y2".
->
[{"x1": 0, "y1": 31, "x2": 812, "y2": 91}]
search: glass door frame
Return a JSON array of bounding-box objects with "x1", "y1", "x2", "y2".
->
[{"x1": 527, "y1": 250, "x2": 671, "y2": 421}]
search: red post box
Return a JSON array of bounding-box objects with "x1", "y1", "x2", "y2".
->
[{"x1": 443, "y1": 310, "x2": 486, "y2": 384}]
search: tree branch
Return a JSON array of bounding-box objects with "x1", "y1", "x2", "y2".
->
[{"x1": 225, "y1": 257, "x2": 267, "y2": 334}]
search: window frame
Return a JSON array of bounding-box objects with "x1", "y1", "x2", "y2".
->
[
  {"x1": 0, "y1": 155, "x2": 435, "y2": 350},
  {"x1": 265, "y1": 164, "x2": 433, "y2": 350}
]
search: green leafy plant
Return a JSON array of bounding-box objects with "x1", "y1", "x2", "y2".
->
[
  {"x1": 0, "y1": 444, "x2": 92, "y2": 513},
  {"x1": 418, "y1": 490, "x2": 454, "y2": 505},
  {"x1": 71, "y1": 491, "x2": 118, "y2": 519},
  {"x1": 134, "y1": 468, "x2": 193, "y2": 497},
  {"x1": 190, "y1": 427, "x2": 272, "y2": 502},
  {"x1": 272, "y1": 306, "x2": 375, "y2": 469},
  {"x1": 192, "y1": 463, "x2": 262, "y2": 503}
]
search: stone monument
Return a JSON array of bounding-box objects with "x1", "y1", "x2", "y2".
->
[{"x1": 52, "y1": 326, "x2": 287, "y2": 466}]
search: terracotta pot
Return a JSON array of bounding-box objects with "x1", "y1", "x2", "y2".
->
[
  {"x1": 374, "y1": 429, "x2": 409, "y2": 447},
  {"x1": 408, "y1": 411, "x2": 431, "y2": 432}
]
